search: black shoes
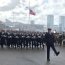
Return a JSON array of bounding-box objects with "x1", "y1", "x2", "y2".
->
[
  {"x1": 56, "y1": 51, "x2": 60, "y2": 56},
  {"x1": 47, "y1": 51, "x2": 60, "y2": 62},
  {"x1": 47, "y1": 59, "x2": 50, "y2": 61}
]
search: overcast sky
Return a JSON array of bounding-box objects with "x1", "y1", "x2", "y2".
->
[{"x1": 0, "y1": 0, "x2": 65, "y2": 25}]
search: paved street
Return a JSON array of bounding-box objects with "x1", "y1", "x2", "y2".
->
[{"x1": 0, "y1": 46, "x2": 64, "y2": 65}]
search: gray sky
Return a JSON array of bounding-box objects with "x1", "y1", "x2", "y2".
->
[{"x1": 0, "y1": 0, "x2": 65, "y2": 25}]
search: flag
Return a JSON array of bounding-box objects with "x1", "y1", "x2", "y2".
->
[{"x1": 29, "y1": 9, "x2": 36, "y2": 15}]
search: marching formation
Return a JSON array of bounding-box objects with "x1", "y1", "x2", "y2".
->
[{"x1": 0, "y1": 31, "x2": 45, "y2": 49}]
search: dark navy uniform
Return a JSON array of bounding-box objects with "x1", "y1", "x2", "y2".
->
[
  {"x1": 45, "y1": 32, "x2": 60, "y2": 61},
  {"x1": 0, "y1": 32, "x2": 6, "y2": 48}
]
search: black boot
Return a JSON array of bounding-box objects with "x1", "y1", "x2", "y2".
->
[
  {"x1": 47, "y1": 59, "x2": 50, "y2": 61},
  {"x1": 56, "y1": 51, "x2": 60, "y2": 56}
]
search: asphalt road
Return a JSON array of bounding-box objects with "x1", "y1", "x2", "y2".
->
[{"x1": 0, "y1": 46, "x2": 64, "y2": 65}]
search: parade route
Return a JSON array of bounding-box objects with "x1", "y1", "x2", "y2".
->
[{"x1": 0, "y1": 46, "x2": 64, "y2": 65}]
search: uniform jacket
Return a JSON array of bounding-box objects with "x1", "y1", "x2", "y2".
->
[{"x1": 45, "y1": 32, "x2": 55, "y2": 45}]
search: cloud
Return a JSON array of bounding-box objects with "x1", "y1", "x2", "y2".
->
[
  {"x1": 0, "y1": 0, "x2": 65, "y2": 25},
  {"x1": 0, "y1": 0, "x2": 19, "y2": 11}
]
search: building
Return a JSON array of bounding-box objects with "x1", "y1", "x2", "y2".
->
[
  {"x1": 47, "y1": 15, "x2": 54, "y2": 29},
  {"x1": 59, "y1": 16, "x2": 65, "y2": 33}
]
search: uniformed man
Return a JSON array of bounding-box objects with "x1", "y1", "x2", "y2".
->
[
  {"x1": 45, "y1": 28, "x2": 60, "y2": 61},
  {"x1": 0, "y1": 31, "x2": 6, "y2": 48}
]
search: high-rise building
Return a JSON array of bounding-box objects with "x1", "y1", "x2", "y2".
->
[
  {"x1": 47, "y1": 15, "x2": 54, "y2": 29},
  {"x1": 59, "y1": 16, "x2": 65, "y2": 33},
  {"x1": 44, "y1": 0, "x2": 48, "y2": 3}
]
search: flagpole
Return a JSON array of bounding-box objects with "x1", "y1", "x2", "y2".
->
[{"x1": 29, "y1": 0, "x2": 30, "y2": 24}]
